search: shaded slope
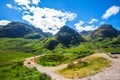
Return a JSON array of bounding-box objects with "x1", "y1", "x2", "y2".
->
[
  {"x1": 55, "y1": 26, "x2": 84, "y2": 47},
  {"x1": 0, "y1": 22, "x2": 52, "y2": 38}
]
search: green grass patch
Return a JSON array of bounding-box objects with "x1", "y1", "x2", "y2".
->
[
  {"x1": 37, "y1": 54, "x2": 69, "y2": 66},
  {"x1": 0, "y1": 50, "x2": 34, "y2": 66},
  {"x1": 0, "y1": 61, "x2": 51, "y2": 80},
  {"x1": 101, "y1": 47, "x2": 120, "y2": 52},
  {"x1": 0, "y1": 38, "x2": 40, "y2": 53},
  {"x1": 58, "y1": 55, "x2": 111, "y2": 79},
  {"x1": 0, "y1": 50, "x2": 51, "y2": 80},
  {"x1": 37, "y1": 50, "x2": 93, "y2": 67}
]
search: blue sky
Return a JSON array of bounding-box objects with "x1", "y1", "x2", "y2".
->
[{"x1": 0, "y1": 0, "x2": 120, "y2": 34}]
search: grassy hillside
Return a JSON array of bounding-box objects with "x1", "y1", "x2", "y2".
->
[
  {"x1": 93, "y1": 36, "x2": 120, "y2": 52},
  {"x1": 0, "y1": 50, "x2": 51, "y2": 80},
  {"x1": 0, "y1": 38, "x2": 40, "y2": 53},
  {"x1": 0, "y1": 38, "x2": 52, "y2": 80},
  {"x1": 0, "y1": 36, "x2": 119, "y2": 79},
  {"x1": 0, "y1": 36, "x2": 120, "y2": 54}
]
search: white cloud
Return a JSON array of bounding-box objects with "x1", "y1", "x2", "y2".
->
[
  {"x1": 32, "y1": 0, "x2": 40, "y2": 5},
  {"x1": 6, "y1": 4, "x2": 13, "y2": 9},
  {"x1": 6, "y1": 3, "x2": 21, "y2": 11},
  {"x1": 100, "y1": 21, "x2": 105, "y2": 25},
  {"x1": 14, "y1": 0, "x2": 30, "y2": 6},
  {"x1": 11, "y1": 0, "x2": 77, "y2": 34},
  {"x1": 75, "y1": 20, "x2": 97, "y2": 32},
  {"x1": 14, "y1": 0, "x2": 40, "y2": 6},
  {"x1": 22, "y1": 7, "x2": 76, "y2": 34},
  {"x1": 77, "y1": 20, "x2": 84, "y2": 25},
  {"x1": 102, "y1": 5, "x2": 120, "y2": 19},
  {"x1": 0, "y1": 20, "x2": 11, "y2": 25},
  {"x1": 89, "y1": 18, "x2": 98, "y2": 24}
]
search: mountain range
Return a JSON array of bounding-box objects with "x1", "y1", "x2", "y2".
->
[{"x1": 0, "y1": 21, "x2": 120, "y2": 47}]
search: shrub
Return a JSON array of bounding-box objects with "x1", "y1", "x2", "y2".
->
[
  {"x1": 67, "y1": 62, "x2": 75, "y2": 69},
  {"x1": 45, "y1": 40, "x2": 58, "y2": 50},
  {"x1": 77, "y1": 51, "x2": 93, "y2": 59}
]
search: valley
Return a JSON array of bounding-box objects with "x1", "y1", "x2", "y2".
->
[{"x1": 0, "y1": 22, "x2": 120, "y2": 80}]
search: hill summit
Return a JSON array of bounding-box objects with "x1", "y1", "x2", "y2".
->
[
  {"x1": 55, "y1": 26, "x2": 84, "y2": 47},
  {"x1": 90, "y1": 24, "x2": 119, "y2": 39}
]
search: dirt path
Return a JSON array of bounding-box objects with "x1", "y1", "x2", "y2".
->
[
  {"x1": 36, "y1": 64, "x2": 71, "y2": 80},
  {"x1": 23, "y1": 55, "x2": 71, "y2": 80},
  {"x1": 23, "y1": 53, "x2": 120, "y2": 80}
]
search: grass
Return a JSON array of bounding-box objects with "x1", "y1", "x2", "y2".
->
[
  {"x1": 102, "y1": 47, "x2": 120, "y2": 52},
  {"x1": 0, "y1": 38, "x2": 40, "y2": 53},
  {"x1": 0, "y1": 50, "x2": 34, "y2": 66},
  {"x1": 36, "y1": 54, "x2": 69, "y2": 66},
  {"x1": 36, "y1": 50, "x2": 93, "y2": 67},
  {"x1": 1, "y1": 63, "x2": 39, "y2": 80},
  {"x1": 53, "y1": 42, "x2": 95, "y2": 54},
  {"x1": 0, "y1": 50, "x2": 51, "y2": 80},
  {"x1": 0, "y1": 38, "x2": 52, "y2": 80},
  {"x1": 0, "y1": 62, "x2": 51, "y2": 80},
  {"x1": 0, "y1": 37, "x2": 118, "y2": 79},
  {"x1": 58, "y1": 54, "x2": 111, "y2": 79}
]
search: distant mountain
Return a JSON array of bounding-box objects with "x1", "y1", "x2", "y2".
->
[
  {"x1": 80, "y1": 30, "x2": 91, "y2": 36},
  {"x1": 0, "y1": 21, "x2": 52, "y2": 39},
  {"x1": 119, "y1": 30, "x2": 120, "y2": 35},
  {"x1": 0, "y1": 25, "x2": 5, "y2": 29},
  {"x1": 90, "y1": 24, "x2": 119, "y2": 39},
  {"x1": 34, "y1": 28, "x2": 53, "y2": 37},
  {"x1": 55, "y1": 26, "x2": 84, "y2": 47}
]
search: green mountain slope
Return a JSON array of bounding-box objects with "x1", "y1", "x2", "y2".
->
[{"x1": 90, "y1": 24, "x2": 119, "y2": 39}]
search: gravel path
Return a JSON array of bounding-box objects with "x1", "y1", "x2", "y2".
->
[
  {"x1": 23, "y1": 53, "x2": 120, "y2": 80},
  {"x1": 36, "y1": 64, "x2": 71, "y2": 80}
]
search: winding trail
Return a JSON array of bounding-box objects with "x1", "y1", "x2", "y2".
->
[
  {"x1": 23, "y1": 55, "x2": 71, "y2": 80},
  {"x1": 23, "y1": 53, "x2": 120, "y2": 80}
]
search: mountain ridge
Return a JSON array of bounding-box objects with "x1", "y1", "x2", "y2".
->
[
  {"x1": 0, "y1": 21, "x2": 52, "y2": 39},
  {"x1": 90, "y1": 24, "x2": 119, "y2": 39},
  {"x1": 55, "y1": 26, "x2": 84, "y2": 47}
]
